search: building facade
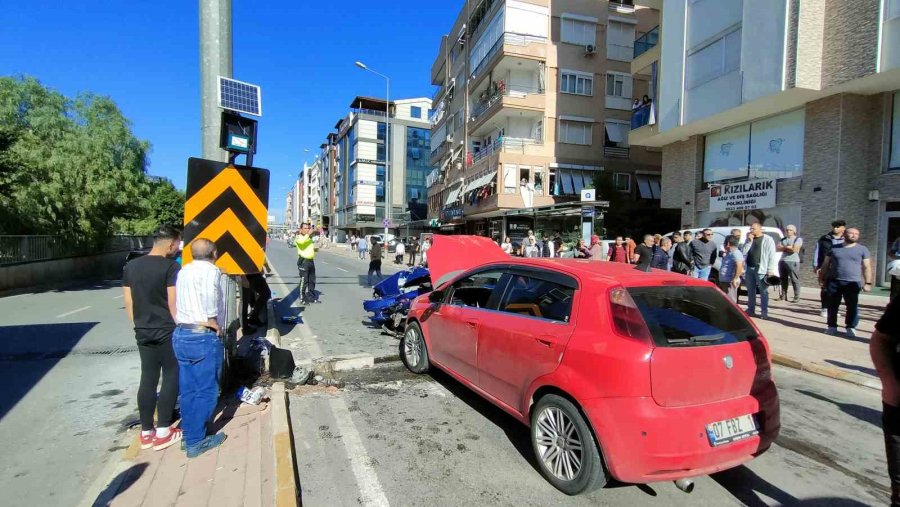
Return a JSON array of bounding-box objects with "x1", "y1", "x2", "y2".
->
[
  {"x1": 629, "y1": 0, "x2": 900, "y2": 286},
  {"x1": 426, "y1": 0, "x2": 663, "y2": 242},
  {"x1": 321, "y1": 96, "x2": 435, "y2": 240}
]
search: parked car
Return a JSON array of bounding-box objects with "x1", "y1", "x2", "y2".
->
[{"x1": 401, "y1": 235, "x2": 780, "y2": 495}]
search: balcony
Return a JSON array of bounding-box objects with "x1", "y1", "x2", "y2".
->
[
  {"x1": 429, "y1": 139, "x2": 450, "y2": 165},
  {"x1": 469, "y1": 85, "x2": 545, "y2": 130},
  {"x1": 609, "y1": 0, "x2": 636, "y2": 14},
  {"x1": 604, "y1": 146, "x2": 630, "y2": 158},
  {"x1": 630, "y1": 102, "x2": 656, "y2": 130},
  {"x1": 470, "y1": 137, "x2": 543, "y2": 171},
  {"x1": 470, "y1": 32, "x2": 548, "y2": 85},
  {"x1": 633, "y1": 26, "x2": 658, "y2": 59}
]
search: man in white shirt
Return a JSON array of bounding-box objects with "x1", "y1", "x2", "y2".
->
[{"x1": 173, "y1": 238, "x2": 228, "y2": 458}]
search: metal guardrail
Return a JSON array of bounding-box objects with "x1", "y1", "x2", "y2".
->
[
  {"x1": 634, "y1": 26, "x2": 659, "y2": 59},
  {"x1": 0, "y1": 235, "x2": 153, "y2": 266}
]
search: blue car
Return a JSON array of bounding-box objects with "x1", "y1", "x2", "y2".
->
[{"x1": 363, "y1": 267, "x2": 431, "y2": 334}]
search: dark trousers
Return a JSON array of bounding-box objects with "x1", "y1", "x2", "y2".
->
[
  {"x1": 172, "y1": 327, "x2": 223, "y2": 447},
  {"x1": 297, "y1": 258, "x2": 316, "y2": 302},
  {"x1": 408, "y1": 252, "x2": 416, "y2": 265},
  {"x1": 826, "y1": 279, "x2": 861, "y2": 329},
  {"x1": 241, "y1": 273, "x2": 271, "y2": 325},
  {"x1": 883, "y1": 403, "x2": 900, "y2": 506},
  {"x1": 137, "y1": 339, "x2": 179, "y2": 431},
  {"x1": 368, "y1": 259, "x2": 382, "y2": 286},
  {"x1": 892, "y1": 276, "x2": 899, "y2": 302},
  {"x1": 779, "y1": 260, "x2": 800, "y2": 298}
]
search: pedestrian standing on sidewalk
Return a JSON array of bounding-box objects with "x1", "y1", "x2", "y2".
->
[
  {"x1": 122, "y1": 225, "x2": 183, "y2": 452},
  {"x1": 634, "y1": 235, "x2": 655, "y2": 271},
  {"x1": 394, "y1": 238, "x2": 406, "y2": 265},
  {"x1": 815, "y1": 220, "x2": 846, "y2": 317},
  {"x1": 408, "y1": 238, "x2": 419, "y2": 266},
  {"x1": 350, "y1": 234, "x2": 358, "y2": 253},
  {"x1": 672, "y1": 231, "x2": 693, "y2": 275},
  {"x1": 777, "y1": 225, "x2": 803, "y2": 302},
  {"x1": 690, "y1": 229, "x2": 718, "y2": 281},
  {"x1": 655, "y1": 237, "x2": 674, "y2": 271},
  {"x1": 624, "y1": 236, "x2": 637, "y2": 264},
  {"x1": 588, "y1": 235, "x2": 605, "y2": 261},
  {"x1": 742, "y1": 223, "x2": 778, "y2": 318},
  {"x1": 358, "y1": 236, "x2": 369, "y2": 261},
  {"x1": 718, "y1": 237, "x2": 745, "y2": 303},
  {"x1": 421, "y1": 237, "x2": 431, "y2": 266},
  {"x1": 501, "y1": 237, "x2": 514, "y2": 255},
  {"x1": 608, "y1": 236, "x2": 628, "y2": 263},
  {"x1": 368, "y1": 240, "x2": 383, "y2": 286},
  {"x1": 869, "y1": 300, "x2": 900, "y2": 507},
  {"x1": 818, "y1": 227, "x2": 873, "y2": 337},
  {"x1": 173, "y1": 238, "x2": 227, "y2": 458},
  {"x1": 294, "y1": 223, "x2": 318, "y2": 304}
]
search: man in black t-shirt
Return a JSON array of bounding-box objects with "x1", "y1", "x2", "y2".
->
[
  {"x1": 871, "y1": 301, "x2": 900, "y2": 506},
  {"x1": 122, "y1": 225, "x2": 182, "y2": 451},
  {"x1": 634, "y1": 234, "x2": 655, "y2": 271}
]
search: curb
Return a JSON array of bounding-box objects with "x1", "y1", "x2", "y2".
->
[
  {"x1": 266, "y1": 299, "x2": 281, "y2": 347},
  {"x1": 306, "y1": 353, "x2": 402, "y2": 375},
  {"x1": 771, "y1": 352, "x2": 882, "y2": 391},
  {"x1": 271, "y1": 382, "x2": 299, "y2": 507}
]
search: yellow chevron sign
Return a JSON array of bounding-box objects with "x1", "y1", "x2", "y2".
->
[{"x1": 182, "y1": 158, "x2": 270, "y2": 275}]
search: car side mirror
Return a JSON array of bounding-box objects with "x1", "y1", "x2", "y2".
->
[{"x1": 428, "y1": 290, "x2": 444, "y2": 304}]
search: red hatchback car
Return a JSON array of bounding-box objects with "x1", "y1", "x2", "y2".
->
[{"x1": 401, "y1": 236, "x2": 780, "y2": 495}]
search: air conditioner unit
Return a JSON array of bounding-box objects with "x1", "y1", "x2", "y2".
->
[{"x1": 584, "y1": 44, "x2": 597, "y2": 55}]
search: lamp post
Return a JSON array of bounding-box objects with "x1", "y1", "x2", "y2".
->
[{"x1": 355, "y1": 61, "x2": 391, "y2": 240}]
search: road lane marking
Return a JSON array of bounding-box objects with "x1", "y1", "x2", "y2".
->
[
  {"x1": 329, "y1": 396, "x2": 390, "y2": 507},
  {"x1": 112, "y1": 295, "x2": 124, "y2": 299},
  {"x1": 56, "y1": 306, "x2": 91, "y2": 318},
  {"x1": 332, "y1": 265, "x2": 349, "y2": 272}
]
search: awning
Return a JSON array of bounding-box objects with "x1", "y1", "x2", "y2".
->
[
  {"x1": 560, "y1": 170, "x2": 574, "y2": 195},
  {"x1": 605, "y1": 122, "x2": 629, "y2": 144},
  {"x1": 467, "y1": 170, "x2": 497, "y2": 191},
  {"x1": 636, "y1": 175, "x2": 662, "y2": 199},
  {"x1": 572, "y1": 171, "x2": 586, "y2": 193},
  {"x1": 445, "y1": 185, "x2": 461, "y2": 206}
]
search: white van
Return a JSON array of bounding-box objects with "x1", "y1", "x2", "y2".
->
[{"x1": 665, "y1": 226, "x2": 785, "y2": 284}]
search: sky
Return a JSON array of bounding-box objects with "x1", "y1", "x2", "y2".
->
[{"x1": 1, "y1": 1, "x2": 462, "y2": 220}]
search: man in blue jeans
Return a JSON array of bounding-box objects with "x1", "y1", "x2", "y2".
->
[
  {"x1": 742, "y1": 223, "x2": 778, "y2": 319},
  {"x1": 174, "y1": 238, "x2": 227, "y2": 458}
]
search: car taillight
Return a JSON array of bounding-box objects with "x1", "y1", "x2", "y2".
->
[{"x1": 609, "y1": 287, "x2": 653, "y2": 343}]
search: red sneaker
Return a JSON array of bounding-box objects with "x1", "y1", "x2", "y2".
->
[
  {"x1": 140, "y1": 431, "x2": 156, "y2": 450},
  {"x1": 152, "y1": 427, "x2": 182, "y2": 451}
]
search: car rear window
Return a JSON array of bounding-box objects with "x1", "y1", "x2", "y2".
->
[{"x1": 627, "y1": 286, "x2": 757, "y2": 347}]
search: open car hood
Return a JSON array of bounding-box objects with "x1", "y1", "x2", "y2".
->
[{"x1": 429, "y1": 235, "x2": 508, "y2": 288}]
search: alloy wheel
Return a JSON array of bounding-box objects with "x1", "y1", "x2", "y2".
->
[
  {"x1": 534, "y1": 406, "x2": 584, "y2": 481},
  {"x1": 404, "y1": 326, "x2": 421, "y2": 366}
]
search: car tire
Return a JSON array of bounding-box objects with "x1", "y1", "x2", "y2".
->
[
  {"x1": 531, "y1": 394, "x2": 607, "y2": 496},
  {"x1": 400, "y1": 321, "x2": 429, "y2": 374}
]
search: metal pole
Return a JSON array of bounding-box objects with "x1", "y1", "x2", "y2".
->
[
  {"x1": 385, "y1": 77, "x2": 390, "y2": 240},
  {"x1": 200, "y1": 0, "x2": 232, "y2": 162}
]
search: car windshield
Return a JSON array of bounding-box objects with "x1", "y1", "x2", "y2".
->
[{"x1": 627, "y1": 286, "x2": 757, "y2": 347}]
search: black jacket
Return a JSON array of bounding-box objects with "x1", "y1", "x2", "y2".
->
[
  {"x1": 815, "y1": 233, "x2": 843, "y2": 270},
  {"x1": 672, "y1": 242, "x2": 693, "y2": 273}
]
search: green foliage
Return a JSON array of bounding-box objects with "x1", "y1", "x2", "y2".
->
[{"x1": 0, "y1": 76, "x2": 183, "y2": 246}]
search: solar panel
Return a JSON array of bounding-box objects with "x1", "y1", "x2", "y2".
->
[{"x1": 218, "y1": 76, "x2": 262, "y2": 116}]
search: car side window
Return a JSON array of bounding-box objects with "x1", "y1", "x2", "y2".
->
[
  {"x1": 447, "y1": 270, "x2": 505, "y2": 309},
  {"x1": 498, "y1": 274, "x2": 575, "y2": 323}
]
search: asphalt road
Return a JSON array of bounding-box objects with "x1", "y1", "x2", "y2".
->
[
  {"x1": 267, "y1": 242, "x2": 892, "y2": 506},
  {"x1": 0, "y1": 278, "x2": 143, "y2": 506}
]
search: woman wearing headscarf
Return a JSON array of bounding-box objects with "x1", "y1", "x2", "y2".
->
[{"x1": 588, "y1": 235, "x2": 605, "y2": 261}]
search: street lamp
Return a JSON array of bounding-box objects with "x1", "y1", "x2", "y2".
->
[{"x1": 355, "y1": 60, "x2": 391, "y2": 240}]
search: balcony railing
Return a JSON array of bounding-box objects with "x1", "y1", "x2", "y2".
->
[
  {"x1": 470, "y1": 85, "x2": 544, "y2": 121},
  {"x1": 351, "y1": 108, "x2": 388, "y2": 118},
  {"x1": 471, "y1": 136, "x2": 543, "y2": 164},
  {"x1": 630, "y1": 102, "x2": 656, "y2": 130},
  {"x1": 634, "y1": 26, "x2": 659, "y2": 59},
  {"x1": 470, "y1": 32, "x2": 547, "y2": 82}
]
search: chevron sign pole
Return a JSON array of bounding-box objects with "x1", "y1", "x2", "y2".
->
[{"x1": 182, "y1": 157, "x2": 270, "y2": 274}]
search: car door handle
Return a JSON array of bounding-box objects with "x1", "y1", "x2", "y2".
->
[
  {"x1": 466, "y1": 320, "x2": 479, "y2": 328},
  {"x1": 536, "y1": 337, "x2": 556, "y2": 347}
]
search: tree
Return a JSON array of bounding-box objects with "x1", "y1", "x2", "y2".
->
[{"x1": 0, "y1": 76, "x2": 181, "y2": 247}]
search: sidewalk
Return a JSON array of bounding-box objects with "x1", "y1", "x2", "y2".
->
[
  {"x1": 319, "y1": 242, "x2": 416, "y2": 273},
  {"x1": 750, "y1": 288, "x2": 890, "y2": 390},
  {"x1": 83, "y1": 334, "x2": 298, "y2": 507}
]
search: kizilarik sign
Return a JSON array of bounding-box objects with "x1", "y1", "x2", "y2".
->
[{"x1": 709, "y1": 179, "x2": 776, "y2": 212}]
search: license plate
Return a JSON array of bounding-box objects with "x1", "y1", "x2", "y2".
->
[{"x1": 706, "y1": 414, "x2": 759, "y2": 446}]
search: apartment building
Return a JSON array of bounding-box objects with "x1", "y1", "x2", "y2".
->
[
  {"x1": 629, "y1": 0, "x2": 900, "y2": 286},
  {"x1": 316, "y1": 96, "x2": 434, "y2": 240},
  {"x1": 426, "y1": 0, "x2": 663, "y2": 242}
]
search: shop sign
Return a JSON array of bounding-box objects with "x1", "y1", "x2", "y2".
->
[
  {"x1": 709, "y1": 179, "x2": 776, "y2": 212},
  {"x1": 440, "y1": 207, "x2": 464, "y2": 222},
  {"x1": 581, "y1": 205, "x2": 595, "y2": 218}
]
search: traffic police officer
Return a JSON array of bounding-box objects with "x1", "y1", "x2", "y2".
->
[{"x1": 295, "y1": 223, "x2": 318, "y2": 304}]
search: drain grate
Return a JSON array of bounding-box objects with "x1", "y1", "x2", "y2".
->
[{"x1": 0, "y1": 345, "x2": 139, "y2": 362}]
